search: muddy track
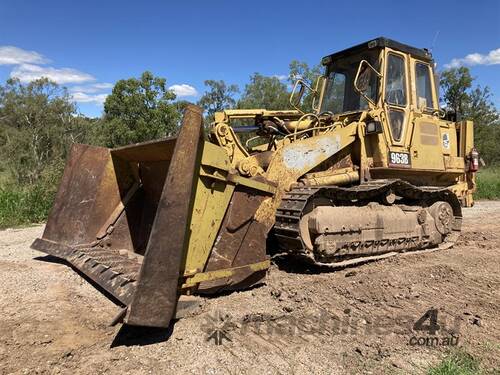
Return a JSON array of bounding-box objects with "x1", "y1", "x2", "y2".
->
[{"x1": 0, "y1": 201, "x2": 499, "y2": 374}]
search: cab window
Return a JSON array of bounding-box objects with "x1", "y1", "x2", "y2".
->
[
  {"x1": 385, "y1": 54, "x2": 407, "y2": 106},
  {"x1": 320, "y1": 50, "x2": 379, "y2": 114},
  {"x1": 389, "y1": 110, "x2": 405, "y2": 141},
  {"x1": 321, "y1": 71, "x2": 346, "y2": 114},
  {"x1": 415, "y1": 62, "x2": 434, "y2": 109}
]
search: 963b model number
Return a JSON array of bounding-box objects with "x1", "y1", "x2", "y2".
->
[{"x1": 388, "y1": 151, "x2": 411, "y2": 168}]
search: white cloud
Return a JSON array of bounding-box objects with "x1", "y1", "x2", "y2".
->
[
  {"x1": 272, "y1": 74, "x2": 288, "y2": 81},
  {"x1": 10, "y1": 63, "x2": 95, "y2": 84},
  {"x1": 71, "y1": 92, "x2": 108, "y2": 104},
  {"x1": 1, "y1": 45, "x2": 109, "y2": 109},
  {"x1": 0, "y1": 46, "x2": 48, "y2": 65},
  {"x1": 69, "y1": 83, "x2": 113, "y2": 106},
  {"x1": 169, "y1": 84, "x2": 198, "y2": 97},
  {"x1": 445, "y1": 48, "x2": 500, "y2": 68},
  {"x1": 69, "y1": 82, "x2": 113, "y2": 93}
]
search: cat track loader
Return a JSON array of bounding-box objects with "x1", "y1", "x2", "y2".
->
[{"x1": 32, "y1": 37, "x2": 477, "y2": 329}]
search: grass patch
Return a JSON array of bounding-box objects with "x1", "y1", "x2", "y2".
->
[
  {"x1": 476, "y1": 168, "x2": 500, "y2": 200},
  {"x1": 427, "y1": 349, "x2": 481, "y2": 375},
  {"x1": 0, "y1": 184, "x2": 55, "y2": 229}
]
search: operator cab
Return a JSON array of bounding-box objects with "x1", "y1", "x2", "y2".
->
[
  {"x1": 319, "y1": 37, "x2": 437, "y2": 117},
  {"x1": 318, "y1": 37, "x2": 439, "y2": 146}
]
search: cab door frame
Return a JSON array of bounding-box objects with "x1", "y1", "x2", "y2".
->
[
  {"x1": 408, "y1": 57, "x2": 438, "y2": 114},
  {"x1": 382, "y1": 48, "x2": 411, "y2": 148},
  {"x1": 406, "y1": 56, "x2": 447, "y2": 171}
]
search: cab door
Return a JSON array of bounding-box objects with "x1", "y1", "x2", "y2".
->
[
  {"x1": 383, "y1": 50, "x2": 412, "y2": 168},
  {"x1": 408, "y1": 59, "x2": 445, "y2": 170}
]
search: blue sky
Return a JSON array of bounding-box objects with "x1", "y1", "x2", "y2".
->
[{"x1": 0, "y1": 0, "x2": 499, "y2": 117}]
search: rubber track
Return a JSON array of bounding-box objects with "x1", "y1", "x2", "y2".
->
[{"x1": 273, "y1": 179, "x2": 462, "y2": 265}]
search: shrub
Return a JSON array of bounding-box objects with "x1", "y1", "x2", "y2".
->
[{"x1": 475, "y1": 168, "x2": 500, "y2": 200}]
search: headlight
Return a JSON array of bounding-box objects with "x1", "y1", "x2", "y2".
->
[{"x1": 365, "y1": 121, "x2": 382, "y2": 135}]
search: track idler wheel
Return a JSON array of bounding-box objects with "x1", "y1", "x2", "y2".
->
[{"x1": 429, "y1": 201, "x2": 454, "y2": 235}]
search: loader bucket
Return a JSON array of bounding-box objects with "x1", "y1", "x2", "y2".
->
[{"x1": 32, "y1": 105, "x2": 274, "y2": 328}]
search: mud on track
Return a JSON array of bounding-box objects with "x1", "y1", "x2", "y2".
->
[{"x1": 0, "y1": 201, "x2": 499, "y2": 374}]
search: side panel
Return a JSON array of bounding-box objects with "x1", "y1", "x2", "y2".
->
[
  {"x1": 40, "y1": 144, "x2": 135, "y2": 247},
  {"x1": 459, "y1": 120, "x2": 474, "y2": 157},
  {"x1": 410, "y1": 119, "x2": 445, "y2": 170},
  {"x1": 183, "y1": 142, "x2": 236, "y2": 274}
]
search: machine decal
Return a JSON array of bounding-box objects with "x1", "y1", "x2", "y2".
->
[{"x1": 442, "y1": 133, "x2": 450, "y2": 149}]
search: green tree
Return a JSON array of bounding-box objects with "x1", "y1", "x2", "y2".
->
[
  {"x1": 440, "y1": 66, "x2": 500, "y2": 165},
  {"x1": 0, "y1": 77, "x2": 83, "y2": 184},
  {"x1": 198, "y1": 80, "x2": 239, "y2": 122},
  {"x1": 467, "y1": 86, "x2": 500, "y2": 165},
  {"x1": 98, "y1": 71, "x2": 180, "y2": 147},
  {"x1": 238, "y1": 73, "x2": 289, "y2": 110},
  {"x1": 440, "y1": 67, "x2": 473, "y2": 118},
  {"x1": 288, "y1": 60, "x2": 322, "y2": 86},
  {"x1": 467, "y1": 86, "x2": 499, "y2": 127}
]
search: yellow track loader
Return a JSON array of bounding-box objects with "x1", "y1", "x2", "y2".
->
[{"x1": 32, "y1": 37, "x2": 478, "y2": 328}]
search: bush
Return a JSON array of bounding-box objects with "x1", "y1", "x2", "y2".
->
[
  {"x1": 0, "y1": 162, "x2": 62, "y2": 228},
  {"x1": 0, "y1": 184, "x2": 55, "y2": 228},
  {"x1": 475, "y1": 168, "x2": 500, "y2": 200}
]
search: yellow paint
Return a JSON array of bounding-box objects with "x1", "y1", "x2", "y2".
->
[
  {"x1": 183, "y1": 141, "x2": 275, "y2": 280},
  {"x1": 181, "y1": 260, "x2": 270, "y2": 288},
  {"x1": 183, "y1": 142, "x2": 235, "y2": 273}
]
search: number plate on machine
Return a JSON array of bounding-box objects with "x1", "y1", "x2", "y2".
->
[{"x1": 388, "y1": 151, "x2": 411, "y2": 168}]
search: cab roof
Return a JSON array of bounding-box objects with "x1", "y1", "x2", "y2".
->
[{"x1": 321, "y1": 37, "x2": 433, "y2": 65}]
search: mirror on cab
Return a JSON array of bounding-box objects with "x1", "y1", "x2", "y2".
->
[
  {"x1": 290, "y1": 79, "x2": 317, "y2": 113},
  {"x1": 354, "y1": 60, "x2": 382, "y2": 106},
  {"x1": 311, "y1": 76, "x2": 326, "y2": 113}
]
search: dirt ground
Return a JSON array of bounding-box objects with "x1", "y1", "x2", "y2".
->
[{"x1": 0, "y1": 201, "x2": 499, "y2": 374}]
